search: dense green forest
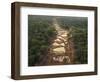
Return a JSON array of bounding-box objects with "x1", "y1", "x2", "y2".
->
[
  {"x1": 28, "y1": 15, "x2": 88, "y2": 66},
  {"x1": 57, "y1": 16, "x2": 88, "y2": 64},
  {"x1": 28, "y1": 15, "x2": 57, "y2": 66}
]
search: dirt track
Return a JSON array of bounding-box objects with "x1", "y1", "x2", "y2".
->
[{"x1": 36, "y1": 18, "x2": 75, "y2": 66}]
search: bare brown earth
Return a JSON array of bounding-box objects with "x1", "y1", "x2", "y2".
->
[{"x1": 36, "y1": 18, "x2": 75, "y2": 66}]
